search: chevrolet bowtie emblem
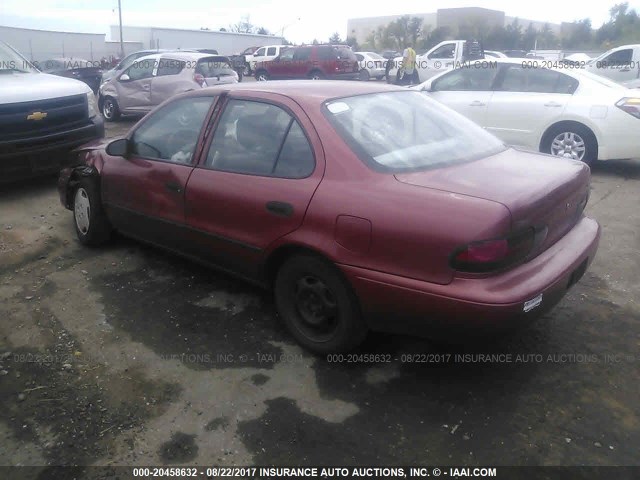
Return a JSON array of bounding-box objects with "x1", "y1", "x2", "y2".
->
[{"x1": 27, "y1": 111, "x2": 47, "y2": 121}]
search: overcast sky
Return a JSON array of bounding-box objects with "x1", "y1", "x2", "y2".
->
[{"x1": 1, "y1": 0, "x2": 639, "y2": 44}]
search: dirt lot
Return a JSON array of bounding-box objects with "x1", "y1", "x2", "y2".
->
[{"x1": 1, "y1": 117, "x2": 639, "y2": 472}]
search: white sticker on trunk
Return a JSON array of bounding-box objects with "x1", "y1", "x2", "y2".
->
[{"x1": 523, "y1": 294, "x2": 543, "y2": 313}]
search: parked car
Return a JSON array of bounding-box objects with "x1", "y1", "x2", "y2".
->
[
  {"x1": 235, "y1": 46, "x2": 260, "y2": 74},
  {"x1": 248, "y1": 45, "x2": 288, "y2": 73},
  {"x1": 98, "y1": 52, "x2": 238, "y2": 121},
  {"x1": 503, "y1": 50, "x2": 529, "y2": 58},
  {"x1": 39, "y1": 57, "x2": 103, "y2": 93},
  {"x1": 100, "y1": 49, "x2": 170, "y2": 85},
  {"x1": 0, "y1": 41, "x2": 103, "y2": 183},
  {"x1": 254, "y1": 45, "x2": 359, "y2": 81},
  {"x1": 59, "y1": 81, "x2": 600, "y2": 352},
  {"x1": 355, "y1": 51, "x2": 387, "y2": 80},
  {"x1": 584, "y1": 44, "x2": 640, "y2": 83},
  {"x1": 414, "y1": 58, "x2": 640, "y2": 165}
]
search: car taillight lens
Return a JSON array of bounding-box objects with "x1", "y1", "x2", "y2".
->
[
  {"x1": 616, "y1": 97, "x2": 640, "y2": 119},
  {"x1": 194, "y1": 73, "x2": 206, "y2": 87},
  {"x1": 450, "y1": 228, "x2": 535, "y2": 273}
]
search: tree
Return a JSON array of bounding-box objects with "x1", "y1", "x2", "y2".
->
[
  {"x1": 230, "y1": 15, "x2": 255, "y2": 34},
  {"x1": 219, "y1": 28, "x2": 227, "y2": 32},
  {"x1": 257, "y1": 27, "x2": 269, "y2": 35},
  {"x1": 346, "y1": 36, "x2": 358, "y2": 50},
  {"x1": 538, "y1": 23, "x2": 558, "y2": 48},
  {"x1": 561, "y1": 19, "x2": 593, "y2": 49},
  {"x1": 522, "y1": 23, "x2": 537, "y2": 51},
  {"x1": 329, "y1": 32, "x2": 342, "y2": 44}
]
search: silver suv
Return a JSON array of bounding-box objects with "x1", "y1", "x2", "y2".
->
[{"x1": 98, "y1": 52, "x2": 238, "y2": 121}]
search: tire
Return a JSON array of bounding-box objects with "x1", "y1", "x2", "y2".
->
[
  {"x1": 255, "y1": 70, "x2": 269, "y2": 81},
  {"x1": 102, "y1": 96, "x2": 120, "y2": 122},
  {"x1": 376, "y1": 75, "x2": 384, "y2": 80},
  {"x1": 73, "y1": 178, "x2": 112, "y2": 246},
  {"x1": 359, "y1": 69, "x2": 370, "y2": 81},
  {"x1": 275, "y1": 254, "x2": 368, "y2": 353},
  {"x1": 308, "y1": 70, "x2": 325, "y2": 80},
  {"x1": 541, "y1": 123, "x2": 598, "y2": 166}
]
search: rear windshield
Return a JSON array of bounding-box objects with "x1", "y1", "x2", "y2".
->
[
  {"x1": 196, "y1": 56, "x2": 235, "y2": 77},
  {"x1": 323, "y1": 91, "x2": 506, "y2": 172}
]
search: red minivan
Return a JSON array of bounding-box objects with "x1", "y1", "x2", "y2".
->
[{"x1": 254, "y1": 44, "x2": 359, "y2": 81}]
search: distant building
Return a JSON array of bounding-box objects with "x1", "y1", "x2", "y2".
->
[
  {"x1": 347, "y1": 7, "x2": 561, "y2": 46},
  {"x1": 110, "y1": 25, "x2": 284, "y2": 56}
]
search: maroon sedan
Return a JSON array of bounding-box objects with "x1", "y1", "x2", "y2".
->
[{"x1": 58, "y1": 81, "x2": 600, "y2": 353}]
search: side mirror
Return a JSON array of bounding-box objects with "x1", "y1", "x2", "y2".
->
[
  {"x1": 119, "y1": 73, "x2": 130, "y2": 81},
  {"x1": 106, "y1": 138, "x2": 129, "y2": 157}
]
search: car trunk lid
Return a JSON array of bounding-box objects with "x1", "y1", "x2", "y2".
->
[{"x1": 394, "y1": 148, "x2": 591, "y2": 257}]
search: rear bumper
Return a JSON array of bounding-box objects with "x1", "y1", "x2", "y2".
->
[
  {"x1": 0, "y1": 118, "x2": 104, "y2": 183},
  {"x1": 340, "y1": 216, "x2": 601, "y2": 337}
]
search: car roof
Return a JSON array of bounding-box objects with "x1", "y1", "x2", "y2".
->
[
  {"x1": 133, "y1": 51, "x2": 228, "y2": 62},
  {"x1": 180, "y1": 80, "x2": 407, "y2": 103}
]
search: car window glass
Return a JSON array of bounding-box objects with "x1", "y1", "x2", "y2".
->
[
  {"x1": 428, "y1": 44, "x2": 455, "y2": 59},
  {"x1": 130, "y1": 97, "x2": 215, "y2": 163},
  {"x1": 205, "y1": 99, "x2": 313, "y2": 178},
  {"x1": 317, "y1": 47, "x2": 335, "y2": 60},
  {"x1": 267, "y1": 47, "x2": 277, "y2": 56},
  {"x1": 433, "y1": 67, "x2": 497, "y2": 91},
  {"x1": 602, "y1": 49, "x2": 633, "y2": 66},
  {"x1": 196, "y1": 57, "x2": 235, "y2": 77},
  {"x1": 499, "y1": 66, "x2": 577, "y2": 94},
  {"x1": 279, "y1": 49, "x2": 295, "y2": 61},
  {"x1": 125, "y1": 59, "x2": 156, "y2": 80},
  {"x1": 157, "y1": 58, "x2": 185, "y2": 76},
  {"x1": 356, "y1": 54, "x2": 364, "y2": 61},
  {"x1": 255, "y1": 48, "x2": 265, "y2": 56},
  {"x1": 293, "y1": 48, "x2": 312, "y2": 61}
]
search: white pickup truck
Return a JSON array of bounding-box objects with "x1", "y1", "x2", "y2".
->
[
  {"x1": 386, "y1": 40, "x2": 486, "y2": 83},
  {"x1": 0, "y1": 41, "x2": 104, "y2": 183},
  {"x1": 584, "y1": 44, "x2": 640, "y2": 83}
]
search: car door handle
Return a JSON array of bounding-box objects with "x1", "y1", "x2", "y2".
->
[
  {"x1": 142, "y1": 84, "x2": 150, "y2": 90},
  {"x1": 266, "y1": 201, "x2": 293, "y2": 217},
  {"x1": 165, "y1": 182, "x2": 183, "y2": 193},
  {"x1": 469, "y1": 101, "x2": 486, "y2": 106},
  {"x1": 620, "y1": 68, "x2": 631, "y2": 72},
  {"x1": 544, "y1": 102, "x2": 563, "y2": 107}
]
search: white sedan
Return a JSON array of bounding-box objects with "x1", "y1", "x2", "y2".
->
[
  {"x1": 354, "y1": 51, "x2": 387, "y2": 81},
  {"x1": 413, "y1": 58, "x2": 640, "y2": 164}
]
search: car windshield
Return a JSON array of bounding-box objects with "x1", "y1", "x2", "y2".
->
[
  {"x1": 324, "y1": 91, "x2": 506, "y2": 172},
  {"x1": 0, "y1": 41, "x2": 37, "y2": 73},
  {"x1": 196, "y1": 56, "x2": 235, "y2": 77},
  {"x1": 366, "y1": 52, "x2": 385, "y2": 59}
]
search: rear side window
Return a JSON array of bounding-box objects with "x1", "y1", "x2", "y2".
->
[
  {"x1": 498, "y1": 66, "x2": 578, "y2": 94},
  {"x1": 157, "y1": 58, "x2": 185, "y2": 76},
  {"x1": 316, "y1": 46, "x2": 335, "y2": 60},
  {"x1": 205, "y1": 99, "x2": 315, "y2": 178},
  {"x1": 293, "y1": 48, "x2": 312, "y2": 61},
  {"x1": 267, "y1": 47, "x2": 277, "y2": 56}
]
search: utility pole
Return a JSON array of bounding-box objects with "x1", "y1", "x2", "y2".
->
[{"x1": 118, "y1": 0, "x2": 125, "y2": 58}]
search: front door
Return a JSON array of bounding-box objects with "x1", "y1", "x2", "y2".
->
[
  {"x1": 184, "y1": 95, "x2": 323, "y2": 279},
  {"x1": 115, "y1": 55, "x2": 159, "y2": 112},
  {"x1": 101, "y1": 95, "x2": 217, "y2": 250}
]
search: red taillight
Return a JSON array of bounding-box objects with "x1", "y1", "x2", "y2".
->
[
  {"x1": 451, "y1": 229, "x2": 535, "y2": 273},
  {"x1": 194, "y1": 73, "x2": 206, "y2": 87}
]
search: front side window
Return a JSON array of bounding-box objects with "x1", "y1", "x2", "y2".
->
[
  {"x1": 205, "y1": 99, "x2": 315, "y2": 178},
  {"x1": 279, "y1": 49, "x2": 295, "y2": 61},
  {"x1": 125, "y1": 59, "x2": 156, "y2": 81},
  {"x1": 324, "y1": 91, "x2": 505, "y2": 172},
  {"x1": 267, "y1": 47, "x2": 277, "y2": 56},
  {"x1": 432, "y1": 67, "x2": 498, "y2": 91},
  {"x1": 428, "y1": 44, "x2": 456, "y2": 59},
  {"x1": 601, "y1": 49, "x2": 633, "y2": 66},
  {"x1": 130, "y1": 97, "x2": 215, "y2": 163},
  {"x1": 255, "y1": 48, "x2": 266, "y2": 57}
]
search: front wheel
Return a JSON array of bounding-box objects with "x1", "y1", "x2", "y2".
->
[
  {"x1": 359, "y1": 69, "x2": 370, "y2": 81},
  {"x1": 73, "y1": 179, "x2": 112, "y2": 246},
  {"x1": 542, "y1": 124, "x2": 597, "y2": 166},
  {"x1": 255, "y1": 70, "x2": 269, "y2": 81},
  {"x1": 308, "y1": 70, "x2": 325, "y2": 80},
  {"x1": 102, "y1": 96, "x2": 120, "y2": 122},
  {"x1": 275, "y1": 254, "x2": 368, "y2": 353}
]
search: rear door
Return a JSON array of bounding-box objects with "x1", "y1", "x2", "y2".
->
[
  {"x1": 428, "y1": 65, "x2": 499, "y2": 126},
  {"x1": 184, "y1": 94, "x2": 324, "y2": 279},
  {"x1": 101, "y1": 95, "x2": 217, "y2": 250},
  {"x1": 116, "y1": 55, "x2": 159, "y2": 112},
  {"x1": 150, "y1": 56, "x2": 187, "y2": 106},
  {"x1": 485, "y1": 65, "x2": 577, "y2": 149}
]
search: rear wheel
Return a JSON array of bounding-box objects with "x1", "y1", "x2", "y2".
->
[
  {"x1": 275, "y1": 254, "x2": 368, "y2": 353},
  {"x1": 102, "y1": 96, "x2": 120, "y2": 122},
  {"x1": 255, "y1": 70, "x2": 269, "y2": 81},
  {"x1": 73, "y1": 178, "x2": 112, "y2": 246},
  {"x1": 359, "y1": 69, "x2": 370, "y2": 81},
  {"x1": 541, "y1": 124, "x2": 597, "y2": 166}
]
